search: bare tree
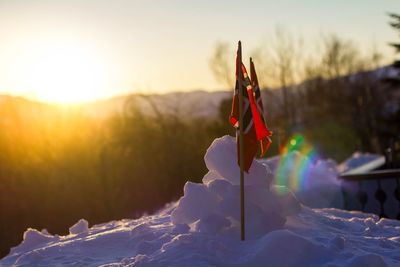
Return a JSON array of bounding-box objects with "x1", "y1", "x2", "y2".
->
[
  {"x1": 208, "y1": 31, "x2": 386, "y2": 153},
  {"x1": 320, "y1": 34, "x2": 368, "y2": 79},
  {"x1": 209, "y1": 42, "x2": 234, "y2": 88},
  {"x1": 250, "y1": 28, "x2": 306, "y2": 136}
]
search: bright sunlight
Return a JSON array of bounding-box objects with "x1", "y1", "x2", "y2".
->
[{"x1": 8, "y1": 40, "x2": 115, "y2": 104}]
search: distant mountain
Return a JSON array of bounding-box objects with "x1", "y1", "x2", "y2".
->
[
  {"x1": 0, "y1": 90, "x2": 232, "y2": 121},
  {"x1": 81, "y1": 90, "x2": 231, "y2": 119},
  {"x1": 0, "y1": 65, "x2": 398, "y2": 122}
]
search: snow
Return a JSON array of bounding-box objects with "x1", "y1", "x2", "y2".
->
[
  {"x1": 1, "y1": 136, "x2": 399, "y2": 267},
  {"x1": 338, "y1": 152, "x2": 384, "y2": 174},
  {"x1": 203, "y1": 136, "x2": 272, "y2": 187},
  {"x1": 172, "y1": 136, "x2": 299, "y2": 238},
  {"x1": 260, "y1": 151, "x2": 342, "y2": 209},
  {"x1": 69, "y1": 219, "x2": 89, "y2": 235}
]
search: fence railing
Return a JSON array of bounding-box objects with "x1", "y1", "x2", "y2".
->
[{"x1": 338, "y1": 169, "x2": 400, "y2": 220}]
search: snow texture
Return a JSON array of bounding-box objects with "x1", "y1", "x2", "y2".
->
[
  {"x1": 172, "y1": 136, "x2": 299, "y2": 238},
  {"x1": 1, "y1": 136, "x2": 399, "y2": 267},
  {"x1": 69, "y1": 219, "x2": 89, "y2": 235},
  {"x1": 338, "y1": 152, "x2": 384, "y2": 174},
  {"x1": 260, "y1": 151, "x2": 343, "y2": 209}
]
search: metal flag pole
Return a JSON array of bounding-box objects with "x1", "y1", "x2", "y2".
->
[{"x1": 237, "y1": 41, "x2": 245, "y2": 241}]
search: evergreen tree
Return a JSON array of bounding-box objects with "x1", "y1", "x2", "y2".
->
[
  {"x1": 382, "y1": 13, "x2": 400, "y2": 165},
  {"x1": 386, "y1": 13, "x2": 400, "y2": 85}
]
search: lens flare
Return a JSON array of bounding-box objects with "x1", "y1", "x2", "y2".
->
[{"x1": 275, "y1": 134, "x2": 318, "y2": 194}]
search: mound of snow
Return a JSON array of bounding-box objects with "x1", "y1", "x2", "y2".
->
[
  {"x1": 260, "y1": 151, "x2": 386, "y2": 211},
  {"x1": 10, "y1": 228, "x2": 58, "y2": 254},
  {"x1": 204, "y1": 136, "x2": 273, "y2": 187},
  {"x1": 2, "y1": 136, "x2": 400, "y2": 266},
  {"x1": 260, "y1": 151, "x2": 342, "y2": 208},
  {"x1": 172, "y1": 136, "x2": 300, "y2": 239},
  {"x1": 69, "y1": 219, "x2": 89, "y2": 235},
  {"x1": 3, "y1": 207, "x2": 399, "y2": 266}
]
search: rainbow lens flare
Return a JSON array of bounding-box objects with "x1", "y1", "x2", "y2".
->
[{"x1": 275, "y1": 134, "x2": 318, "y2": 194}]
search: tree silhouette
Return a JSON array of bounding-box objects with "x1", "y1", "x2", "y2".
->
[{"x1": 386, "y1": 13, "x2": 400, "y2": 85}]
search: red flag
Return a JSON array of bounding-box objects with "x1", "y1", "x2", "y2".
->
[
  {"x1": 250, "y1": 58, "x2": 272, "y2": 156},
  {"x1": 229, "y1": 52, "x2": 272, "y2": 172}
]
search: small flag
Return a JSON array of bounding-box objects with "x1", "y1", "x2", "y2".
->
[
  {"x1": 229, "y1": 51, "x2": 272, "y2": 172},
  {"x1": 250, "y1": 58, "x2": 272, "y2": 156}
]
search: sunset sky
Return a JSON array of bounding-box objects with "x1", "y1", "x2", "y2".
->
[{"x1": 0, "y1": 0, "x2": 398, "y2": 103}]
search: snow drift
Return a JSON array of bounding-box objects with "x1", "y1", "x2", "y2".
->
[
  {"x1": 260, "y1": 150, "x2": 343, "y2": 209},
  {"x1": 1, "y1": 136, "x2": 399, "y2": 267},
  {"x1": 171, "y1": 136, "x2": 300, "y2": 239}
]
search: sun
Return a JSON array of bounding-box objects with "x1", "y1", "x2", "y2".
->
[
  {"x1": 30, "y1": 43, "x2": 109, "y2": 104},
  {"x1": 12, "y1": 41, "x2": 114, "y2": 104}
]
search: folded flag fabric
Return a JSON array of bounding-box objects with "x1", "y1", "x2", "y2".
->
[
  {"x1": 250, "y1": 58, "x2": 272, "y2": 156},
  {"x1": 229, "y1": 49, "x2": 272, "y2": 172}
]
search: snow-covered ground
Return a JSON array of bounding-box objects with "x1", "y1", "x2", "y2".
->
[{"x1": 1, "y1": 136, "x2": 399, "y2": 267}]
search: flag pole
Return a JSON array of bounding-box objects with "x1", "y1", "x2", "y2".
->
[{"x1": 237, "y1": 40, "x2": 245, "y2": 241}]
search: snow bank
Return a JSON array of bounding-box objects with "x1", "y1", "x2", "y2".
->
[
  {"x1": 172, "y1": 136, "x2": 300, "y2": 239},
  {"x1": 203, "y1": 136, "x2": 272, "y2": 187},
  {"x1": 69, "y1": 219, "x2": 89, "y2": 235},
  {"x1": 260, "y1": 151, "x2": 342, "y2": 208},
  {"x1": 259, "y1": 151, "x2": 385, "y2": 210},
  {"x1": 2, "y1": 136, "x2": 399, "y2": 267},
  {"x1": 338, "y1": 152, "x2": 384, "y2": 174},
  {"x1": 12, "y1": 228, "x2": 58, "y2": 253},
  {"x1": 3, "y1": 207, "x2": 399, "y2": 266}
]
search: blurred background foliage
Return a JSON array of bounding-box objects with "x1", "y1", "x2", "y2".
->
[{"x1": 0, "y1": 96, "x2": 229, "y2": 257}]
